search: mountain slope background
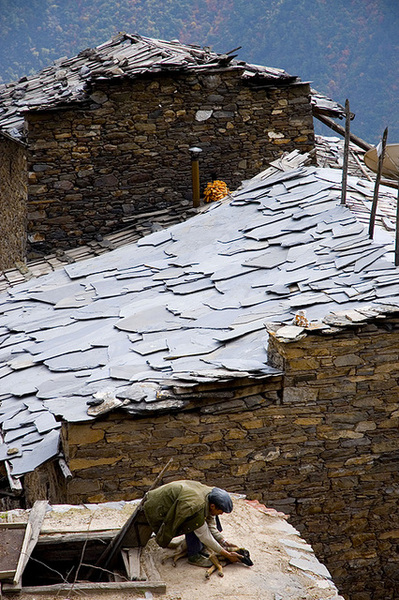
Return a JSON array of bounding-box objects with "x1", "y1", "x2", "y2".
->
[{"x1": 0, "y1": 0, "x2": 397, "y2": 144}]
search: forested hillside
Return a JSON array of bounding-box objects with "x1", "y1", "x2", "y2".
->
[{"x1": 0, "y1": 0, "x2": 397, "y2": 143}]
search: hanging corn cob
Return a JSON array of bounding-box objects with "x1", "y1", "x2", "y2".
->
[{"x1": 203, "y1": 180, "x2": 230, "y2": 203}]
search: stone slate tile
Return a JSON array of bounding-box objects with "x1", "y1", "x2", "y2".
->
[
  {"x1": 35, "y1": 374, "x2": 85, "y2": 399},
  {"x1": 213, "y1": 319, "x2": 267, "y2": 342},
  {"x1": 0, "y1": 407, "x2": 24, "y2": 423},
  {"x1": 20, "y1": 431, "x2": 45, "y2": 445},
  {"x1": 233, "y1": 168, "x2": 306, "y2": 197},
  {"x1": 27, "y1": 282, "x2": 85, "y2": 305},
  {"x1": 354, "y1": 248, "x2": 389, "y2": 273},
  {"x1": 243, "y1": 247, "x2": 289, "y2": 269},
  {"x1": 375, "y1": 284, "x2": 399, "y2": 298},
  {"x1": 8, "y1": 429, "x2": 60, "y2": 476},
  {"x1": 218, "y1": 240, "x2": 270, "y2": 256},
  {"x1": 273, "y1": 231, "x2": 316, "y2": 247},
  {"x1": 288, "y1": 292, "x2": 330, "y2": 308},
  {"x1": 44, "y1": 347, "x2": 109, "y2": 372},
  {"x1": 0, "y1": 365, "x2": 51, "y2": 397},
  {"x1": 2, "y1": 409, "x2": 37, "y2": 431},
  {"x1": 165, "y1": 335, "x2": 223, "y2": 360},
  {"x1": 131, "y1": 337, "x2": 169, "y2": 356},
  {"x1": 332, "y1": 222, "x2": 365, "y2": 238},
  {"x1": 4, "y1": 425, "x2": 37, "y2": 443},
  {"x1": 34, "y1": 411, "x2": 61, "y2": 433},
  {"x1": 0, "y1": 445, "x2": 22, "y2": 460},
  {"x1": 116, "y1": 305, "x2": 178, "y2": 333}
]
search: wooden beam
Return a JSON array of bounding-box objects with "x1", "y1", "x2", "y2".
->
[
  {"x1": 13, "y1": 500, "x2": 49, "y2": 585},
  {"x1": 57, "y1": 458, "x2": 73, "y2": 480},
  {"x1": 313, "y1": 112, "x2": 372, "y2": 152},
  {"x1": 3, "y1": 580, "x2": 167, "y2": 594},
  {"x1": 369, "y1": 127, "x2": 388, "y2": 239},
  {"x1": 341, "y1": 99, "x2": 351, "y2": 205}
]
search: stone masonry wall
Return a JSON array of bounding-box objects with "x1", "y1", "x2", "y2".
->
[
  {"x1": 25, "y1": 70, "x2": 313, "y2": 255},
  {"x1": 0, "y1": 136, "x2": 27, "y2": 270},
  {"x1": 266, "y1": 322, "x2": 399, "y2": 600},
  {"x1": 60, "y1": 379, "x2": 283, "y2": 505}
]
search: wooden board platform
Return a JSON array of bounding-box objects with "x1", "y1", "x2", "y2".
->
[{"x1": 0, "y1": 527, "x2": 26, "y2": 580}]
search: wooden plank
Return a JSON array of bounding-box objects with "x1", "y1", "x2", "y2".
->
[
  {"x1": 121, "y1": 547, "x2": 144, "y2": 581},
  {"x1": 13, "y1": 500, "x2": 49, "y2": 585},
  {"x1": 38, "y1": 530, "x2": 116, "y2": 544},
  {"x1": 4, "y1": 580, "x2": 167, "y2": 594}
]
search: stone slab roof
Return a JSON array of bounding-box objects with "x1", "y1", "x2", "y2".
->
[
  {"x1": 0, "y1": 33, "x2": 345, "y2": 142},
  {"x1": 1, "y1": 159, "x2": 399, "y2": 478},
  {"x1": 0, "y1": 32, "x2": 298, "y2": 141}
]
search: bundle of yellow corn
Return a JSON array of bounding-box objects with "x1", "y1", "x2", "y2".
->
[{"x1": 203, "y1": 180, "x2": 230, "y2": 203}]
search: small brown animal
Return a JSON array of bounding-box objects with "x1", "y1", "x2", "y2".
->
[
  {"x1": 205, "y1": 544, "x2": 253, "y2": 579},
  {"x1": 163, "y1": 540, "x2": 253, "y2": 579}
]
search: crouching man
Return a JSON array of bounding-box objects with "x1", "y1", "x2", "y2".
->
[{"x1": 141, "y1": 479, "x2": 242, "y2": 567}]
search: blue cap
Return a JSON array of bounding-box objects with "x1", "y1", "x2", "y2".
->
[{"x1": 209, "y1": 487, "x2": 233, "y2": 513}]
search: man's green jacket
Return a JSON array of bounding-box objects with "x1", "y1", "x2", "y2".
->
[{"x1": 143, "y1": 480, "x2": 213, "y2": 547}]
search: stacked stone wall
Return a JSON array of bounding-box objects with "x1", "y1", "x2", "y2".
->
[
  {"x1": 0, "y1": 136, "x2": 27, "y2": 270},
  {"x1": 266, "y1": 322, "x2": 399, "y2": 600},
  {"x1": 25, "y1": 71, "x2": 313, "y2": 254},
  {"x1": 60, "y1": 379, "x2": 282, "y2": 503}
]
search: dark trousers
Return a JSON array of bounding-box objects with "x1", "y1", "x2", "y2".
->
[{"x1": 185, "y1": 515, "x2": 223, "y2": 556}]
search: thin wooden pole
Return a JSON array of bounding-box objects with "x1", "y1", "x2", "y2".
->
[
  {"x1": 368, "y1": 127, "x2": 388, "y2": 239},
  {"x1": 395, "y1": 178, "x2": 399, "y2": 266},
  {"x1": 341, "y1": 99, "x2": 351, "y2": 205}
]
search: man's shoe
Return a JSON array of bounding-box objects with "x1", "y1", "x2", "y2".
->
[{"x1": 188, "y1": 553, "x2": 212, "y2": 568}]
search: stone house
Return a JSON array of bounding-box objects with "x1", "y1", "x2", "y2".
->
[
  {"x1": 0, "y1": 33, "x2": 344, "y2": 268},
  {"x1": 0, "y1": 158, "x2": 398, "y2": 599}
]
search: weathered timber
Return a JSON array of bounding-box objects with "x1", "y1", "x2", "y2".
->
[
  {"x1": 369, "y1": 127, "x2": 388, "y2": 239},
  {"x1": 3, "y1": 580, "x2": 167, "y2": 594},
  {"x1": 121, "y1": 547, "x2": 145, "y2": 581},
  {"x1": 314, "y1": 113, "x2": 372, "y2": 152},
  {"x1": 13, "y1": 500, "x2": 48, "y2": 585},
  {"x1": 340, "y1": 99, "x2": 351, "y2": 205}
]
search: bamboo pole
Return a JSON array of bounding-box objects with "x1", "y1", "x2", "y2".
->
[
  {"x1": 368, "y1": 127, "x2": 388, "y2": 239},
  {"x1": 340, "y1": 99, "x2": 351, "y2": 205}
]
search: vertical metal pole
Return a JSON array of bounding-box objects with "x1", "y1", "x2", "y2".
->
[
  {"x1": 369, "y1": 127, "x2": 388, "y2": 239},
  {"x1": 395, "y1": 178, "x2": 399, "y2": 266},
  {"x1": 191, "y1": 157, "x2": 200, "y2": 208},
  {"x1": 341, "y1": 99, "x2": 351, "y2": 205}
]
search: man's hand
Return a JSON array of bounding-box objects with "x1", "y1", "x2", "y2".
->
[{"x1": 221, "y1": 540, "x2": 236, "y2": 550}]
